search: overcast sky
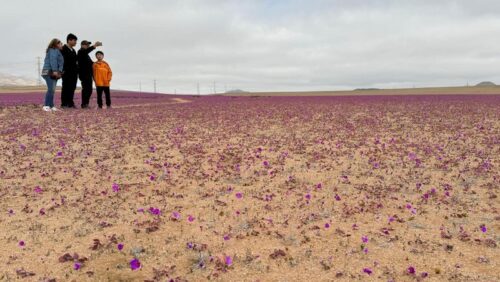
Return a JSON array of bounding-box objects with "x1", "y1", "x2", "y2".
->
[{"x1": 1, "y1": 0, "x2": 500, "y2": 93}]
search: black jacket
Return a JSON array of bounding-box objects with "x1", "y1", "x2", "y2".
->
[
  {"x1": 77, "y1": 46, "x2": 96, "y2": 80},
  {"x1": 61, "y1": 45, "x2": 78, "y2": 75}
]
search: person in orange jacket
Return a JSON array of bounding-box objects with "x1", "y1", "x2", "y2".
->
[{"x1": 93, "y1": 51, "x2": 113, "y2": 108}]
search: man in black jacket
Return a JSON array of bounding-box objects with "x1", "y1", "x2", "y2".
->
[
  {"x1": 78, "y1": 40, "x2": 102, "y2": 108},
  {"x1": 61, "y1": 33, "x2": 78, "y2": 108}
]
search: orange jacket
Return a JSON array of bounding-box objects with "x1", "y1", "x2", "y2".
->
[{"x1": 93, "y1": 60, "x2": 112, "y2": 87}]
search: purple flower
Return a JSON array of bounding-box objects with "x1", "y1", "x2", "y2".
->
[
  {"x1": 324, "y1": 223, "x2": 330, "y2": 229},
  {"x1": 263, "y1": 161, "x2": 269, "y2": 167},
  {"x1": 117, "y1": 243, "x2": 124, "y2": 251},
  {"x1": 112, "y1": 183, "x2": 120, "y2": 192},
  {"x1": 363, "y1": 268, "x2": 372, "y2": 275},
  {"x1": 316, "y1": 183, "x2": 322, "y2": 189},
  {"x1": 130, "y1": 258, "x2": 141, "y2": 270},
  {"x1": 149, "y1": 207, "x2": 161, "y2": 216},
  {"x1": 186, "y1": 242, "x2": 194, "y2": 249},
  {"x1": 225, "y1": 255, "x2": 233, "y2": 266},
  {"x1": 171, "y1": 211, "x2": 181, "y2": 220},
  {"x1": 305, "y1": 193, "x2": 311, "y2": 200},
  {"x1": 34, "y1": 186, "x2": 43, "y2": 194},
  {"x1": 149, "y1": 174, "x2": 156, "y2": 181},
  {"x1": 407, "y1": 266, "x2": 416, "y2": 275},
  {"x1": 362, "y1": 235, "x2": 369, "y2": 243},
  {"x1": 223, "y1": 234, "x2": 230, "y2": 241},
  {"x1": 8, "y1": 209, "x2": 14, "y2": 216},
  {"x1": 408, "y1": 152, "x2": 417, "y2": 161},
  {"x1": 74, "y1": 263, "x2": 81, "y2": 270},
  {"x1": 39, "y1": 208, "x2": 46, "y2": 215},
  {"x1": 421, "y1": 272, "x2": 429, "y2": 278},
  {"x1": 188, "y1": 215, "x2": 195, "y2": 222},
  {"x1": 480, "y1": 225, "x2": 487, "y2": 233},
  {"x1": 334, "y1": 194, "x2": 341, "y2": 201},
  {"x1": 56, "y1": 151, "x2": 63, "y2": 157},
  {"x1": 18, "y1": 240, "x2": 25, "y2": 247},
  {"x1": 388, "y1": 216, "x2": 395, "y2": 223},
  {"x1": 235, "y1": 192, "x2": 243, "y2": 199}
]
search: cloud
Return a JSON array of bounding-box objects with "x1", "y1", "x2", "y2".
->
[{"x1": 1, "y1": 0, "x2": 500, "y2": 93}]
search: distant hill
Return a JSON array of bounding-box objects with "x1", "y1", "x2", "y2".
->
[
  {"x1": 0, "y1": 73, "x2": 38, "y2": 87},
  {"x1": 225, "y1": 89, "x2": 249, "y2": 94},
  {"x1": 354, "y1": 88, "x2": 381, "y2": 91},
  {"x1": 475, "y1": 81, "x2": 496, "y2": 87}
]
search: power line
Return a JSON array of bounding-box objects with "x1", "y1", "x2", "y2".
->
[{"x1": 36, "y1": 57, "x2": 42, "y2": 85}]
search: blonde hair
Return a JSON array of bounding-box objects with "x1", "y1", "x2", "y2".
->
[{"x1": 46, "y1": 38, "x2": 61, "y2": 53}]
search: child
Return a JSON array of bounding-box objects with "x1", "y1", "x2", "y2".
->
[{"x1": 93, "y1": 51, "x2": 113, "y2": 108}]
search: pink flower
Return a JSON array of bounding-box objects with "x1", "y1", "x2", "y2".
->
[
  {"x1": 34, "y1": 186, "x2": 43, "y2": 194},
  {"x1": 235, "y1": 192, "x2": 243, "y2": 199},
  {"x1": 362, "y1": 235, "x2": 369, "y2": 243},
  {"x1": 112, "y1": 183, "x2": 120, "y2": 192},
  {"x1": 171, "y1": 211, "x2": 181, "y2": 220},
  {"x1": 19, "y1": 241, "x2": 25, "y2": 247},
  {"x1": 187, "y1": 215, "x2": 195, "y2": 222},
  {"x1": 225, "y1": 255, "x2": 233, "y2": 266}
]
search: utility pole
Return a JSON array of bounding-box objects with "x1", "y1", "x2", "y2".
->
[
  {"x1": 139, "y1": 81, "x2": 142, "y2": 93},
  {"x1": 224, "y1": 84, "x2": 227, "y2": 93},
  {"x1": 213, "y1": 81, "x2": 216, "y2": 94},
  {"x1": 197, "y1": 83, "x2": 200, "y2": 95},
  {"x1": 36, "y1": 56, "x2": 42, "y2": 85},
  {"x1": 154, "y1": 80, "x2": 157, "y2": 93}
]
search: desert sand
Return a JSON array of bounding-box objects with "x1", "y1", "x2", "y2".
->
[{"x1": 0, "y1": 91, "x2": 498, "y2": 281}]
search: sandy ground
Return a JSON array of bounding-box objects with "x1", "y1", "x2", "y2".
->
[{"x1": 0, "y1": 93, "x2": 498, "y2": 281}]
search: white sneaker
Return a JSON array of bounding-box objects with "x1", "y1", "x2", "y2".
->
[
  {"x1": 51, "y1": 107, "x2": 59, "y2": 111},
  {"x1": 42, "y1": 106, "x2": 51, "y2": 112}
]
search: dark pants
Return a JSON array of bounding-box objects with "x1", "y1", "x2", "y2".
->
[
  {"x1": 80, "y1": 77, "x2": 93, "y2": 108},
  {"x1": 96, "y1": 86, "x2": 111, "y2": 107},
  {"x1": 61, "y1": 72, "x2": 77, "y2": 107}
]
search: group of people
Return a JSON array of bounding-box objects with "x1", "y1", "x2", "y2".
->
[{"x1": 41, "y1": 33, "x2": 113, "y2": 112}]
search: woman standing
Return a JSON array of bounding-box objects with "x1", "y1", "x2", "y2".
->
[{"x1": 41, "y1": 38, "x2": 64, "y2": 111}]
